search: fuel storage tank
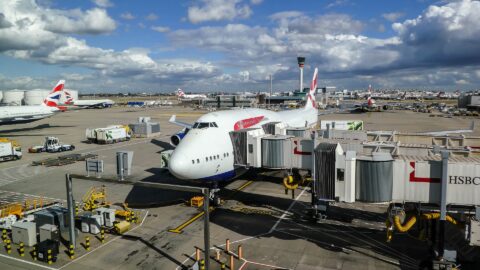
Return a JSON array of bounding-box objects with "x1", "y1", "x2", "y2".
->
[
  {"x1": 2, "y1": 90, "x2": 24, "y2": 105},
  {"x1": 24, "y1": 89, "x2": 50, "y2": 105}
]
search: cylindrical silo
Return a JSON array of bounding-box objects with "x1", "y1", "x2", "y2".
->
[
  {"x1": 24, "y1": 89, "x2": 48, "y2": 105},
  {"x1": 2, "y1": 90, "x2": 25, "y2": 106},
  {"x1": 355, "y1": 154, "x2": 393, "y2": 202}
]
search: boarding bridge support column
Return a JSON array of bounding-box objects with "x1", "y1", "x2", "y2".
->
[
  {"x1": 438, "y1": 150, "x2": 450, "y2": 259},
  {"x1": 311, "y1": 131, "x2": 317, "y2": 219},
  {"x1": 344, "y1": 151, "x2": 356, "y2": 203},
  {"x1": 66, "y1": 174, "x2": 76, "y2": 248}
]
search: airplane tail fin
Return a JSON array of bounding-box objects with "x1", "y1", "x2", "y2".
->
[
  {"x1": 177, "y1": 88, "x2": 185, "y2": 97},
  {"x1": 63, "y1": 90, "x2": 74, "y2": 104},
  {"x1": 42, "y1": 80, "x2": 65, "y2": 107},
  {"x1": 304, "y1": 68, "x2": 318, "y2": 110}
]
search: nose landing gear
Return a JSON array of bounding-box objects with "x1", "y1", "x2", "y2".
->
[{"x1": 209, "y1": 182, "x2": 221, "y2": 206}]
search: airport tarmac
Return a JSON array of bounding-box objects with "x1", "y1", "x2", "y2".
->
[{"x1": 0, "y1": 106, "x2": 477, "y2": 270}]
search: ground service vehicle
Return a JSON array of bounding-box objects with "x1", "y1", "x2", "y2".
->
[
  {"x1": 0, "y1": 139, "x2": 22, "y2": 161},
  {"x1": 28, "y1": 137, "x2": 75, "y2": 153}
]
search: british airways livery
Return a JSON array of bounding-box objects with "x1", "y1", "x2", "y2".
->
[
  {"x1": 168, "y1": 68, "x2": 319, "y2": 182},
  {"x1": 0, "y1": 80, "x2": 65, "y2": 125}
]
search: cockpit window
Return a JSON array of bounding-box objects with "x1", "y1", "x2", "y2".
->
[{"x1": 193, "y1": 122, "x2": 217, "y2": 129}]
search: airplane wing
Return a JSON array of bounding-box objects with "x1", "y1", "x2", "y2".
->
[
  {"x1": 419, "y1": 121, "x2": 475, "y2": 136},
  {"x1": 169, "y1": 115, "x2": 193, "y2": 129}
]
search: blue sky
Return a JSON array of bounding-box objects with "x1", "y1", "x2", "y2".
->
[{"x1": 1, "y1": 0, "x2": 480, "y2": 92}]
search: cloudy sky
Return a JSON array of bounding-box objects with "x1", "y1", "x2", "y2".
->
[{"x1": 1, "y1": 0, "x2": 480, "y2": 93}]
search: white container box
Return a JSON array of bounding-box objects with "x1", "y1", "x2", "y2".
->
[{"x1": 11, "y1": 221, "x2": 37, "y2": 246}]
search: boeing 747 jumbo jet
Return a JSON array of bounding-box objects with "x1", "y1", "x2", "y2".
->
[
  {"x1": 63, "y1": 91, "x2": 114, "y2": 108},
  {"x1": 0, "y1": 80, "x2": 65, "y2": 125},
  {"x1": 176, "y1": 89, "x2": 207, "y2": 100},
  {"x1": 168, "y1": 68, "x2": 319, "y2": 186}
]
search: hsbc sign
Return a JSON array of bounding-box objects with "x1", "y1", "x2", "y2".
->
[
  {"x1": 449, "y1": 176, "x2": 480, "y2": 185},
  {"x1": 393, "y1": 159, "x2": 480, "y2": 205}
]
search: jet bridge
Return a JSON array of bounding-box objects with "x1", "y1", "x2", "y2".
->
[{"x1": 229, "y1": 127, "x2": 354, "y2": 204}]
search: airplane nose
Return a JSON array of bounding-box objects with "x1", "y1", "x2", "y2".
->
[{"x1": 168, "y1": 152, "x2": 191, "y2": 179}]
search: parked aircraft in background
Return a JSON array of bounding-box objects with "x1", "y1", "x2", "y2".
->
[
  {"x1": 63, "y1": 91, "x2": 114, "y2": 109},
  {"x1": 0, "y1": 80, "x2": 64, "y2": 125},
  {"x1": 353, "y1": 85, "x2": 396, "y2": 112},
  {"x1": 176, "y1": 89, "x2": 207, "y2": 100}
]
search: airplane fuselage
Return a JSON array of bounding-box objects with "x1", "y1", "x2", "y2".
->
[
  {"x1": 0, "y1": 106, "x2": 58, "y2": 125},
  {"x1": 168, "y1": 107, "x2": 317, "y2": 182}
]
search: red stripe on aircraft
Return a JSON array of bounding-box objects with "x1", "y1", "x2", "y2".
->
[
  {"x1": 234, "y1": 116, "x2": 264, "y2": 130},
  {"x1": 409, "y1": 161, "x2": 440, "y2": 183},
  {"x1": 53, "y1": 83, "x2": 64, "y2": 92}
]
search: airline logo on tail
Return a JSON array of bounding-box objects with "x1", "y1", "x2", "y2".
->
[
  {"x1": 177, "y1": 89, "x2": 185, "y2": 98},
  {"x1": 367, "y1": 84, "x2": 375, "y2": 106},
  {"x1": 305, "y1": 68, "x2": 318, "y2": 109},
  {"x1": 64, "y1": 90, "x2": 74, "y2": 104},
  {"x1": 43, "y1": 80, "x2": 65, "y2": 107}
]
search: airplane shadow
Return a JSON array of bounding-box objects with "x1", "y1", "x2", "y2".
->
[
  {"x1": 0, "y1": 124, "x2": 75, "y2": 134},
  {"x1": 150, "y1": 138, "x2": 174, "y2": 151},
  {"x1": 121, "y1": 170, "x2": 430, "y2": 269},
  {"x1": 209, "y1": 191, "x2": 428, "y2": 270},
  {"x1": 124, "y1": 168, "x2": 201, "y2": 207}
]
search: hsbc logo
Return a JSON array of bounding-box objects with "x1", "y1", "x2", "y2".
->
[{"x1": 449, "y1": 176, "x2": 480, "y2": 185}]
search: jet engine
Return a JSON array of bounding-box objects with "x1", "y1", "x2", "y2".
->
[{"x1": 170, "y1": 128, "x2": 189, "y2": 147}]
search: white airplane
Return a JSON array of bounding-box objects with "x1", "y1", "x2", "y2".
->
[
  {"x1": 0, "y1": 80, "x2": 64, "y2": 125},
  {"x1": 63, "y1": 91, "x2": 114, "y2": 109},
  {"x1": 176, "y1": 89, "x2": 207, "y2": 100},
  {"x1": 168, "y1": 68, "x2": 319, "y2": 184}
]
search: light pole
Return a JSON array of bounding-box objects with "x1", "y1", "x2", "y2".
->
[{"x1": 269, "y1": 74, "x2": 272, "y2": 108}]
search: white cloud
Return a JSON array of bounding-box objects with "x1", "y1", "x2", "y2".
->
[
  {"x1": 0, "y1": 13, "x2": 12, "y2": 28},
  {"x1": 326, "y1": 0, "x2": 350, "y2": 9},
  {"x1": 188, "y1": 0, "x2": 252, "y2": 24},
  {"x1": 2, "y1": 0, "x2": 480, "y2": 91},
  {"x1": 382, "y1": 12, "x2": 405, "y2": 22},
  {"x1": 145, "y1": 13, "x2": 158, "y2": 21},
  {"x1": 45, "y1": 8, "x2": 116, "y2": 35},
  {"x1": 92, "y1": 0, "x2": 113, "y2": 8},
  {"x1": 0, "y1": 0, "x2": 219, "y2": 89},
  {"x1": 120, "y1": 12, "x2": 135, "y2": 20},
  {"x1": 391, "y1": 0, "x2": 480, "y2": 68},
  {"x1": 151, "y1": 26, "x2": 170, "y2": 33},
  {"x1": 250, "y1": 0, "x2": 263, "y2": 4}
]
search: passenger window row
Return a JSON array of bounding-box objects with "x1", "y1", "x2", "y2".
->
[{"x1": 191, "y1": 152, "x2": 231, "y2": 164}]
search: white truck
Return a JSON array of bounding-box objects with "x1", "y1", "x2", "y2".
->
[
  {"x1": 86, "y1": 125, "x2": 131, "y2": 144},
  {"x1": 28, "y1": 137, "x2": 75, "y2": 153},
  {"x1": 0, "y1": 140, "x2": 22, "y2": 161}
]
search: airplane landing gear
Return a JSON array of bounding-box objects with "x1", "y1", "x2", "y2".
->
[{"x1": 209, "y1": 182, "x2": 221, "y2": 206}]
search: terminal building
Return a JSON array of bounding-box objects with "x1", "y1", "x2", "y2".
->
[{"x1": 458, "y1": 93, "x2": 480, "y2": 111}]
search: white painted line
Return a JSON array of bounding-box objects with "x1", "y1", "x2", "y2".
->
[
  {"x1": 175, "y1": 233, "x2": 270, "y2": 270},
  {"x1": 58, "y1": 210, "x2": 148, "y2": 270},
  {"x1": 0, "y1": 252, "x2": 57, "y2": 270},
  {"x1": 238, "y1": 260, "x2": 248, "y2": 270},
  {"x1": 244, "y1": 260, "x2": 292, "y2": 270},
  {"x1": 269, "y1": 187, "x2": 307, "y2": 233}
]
